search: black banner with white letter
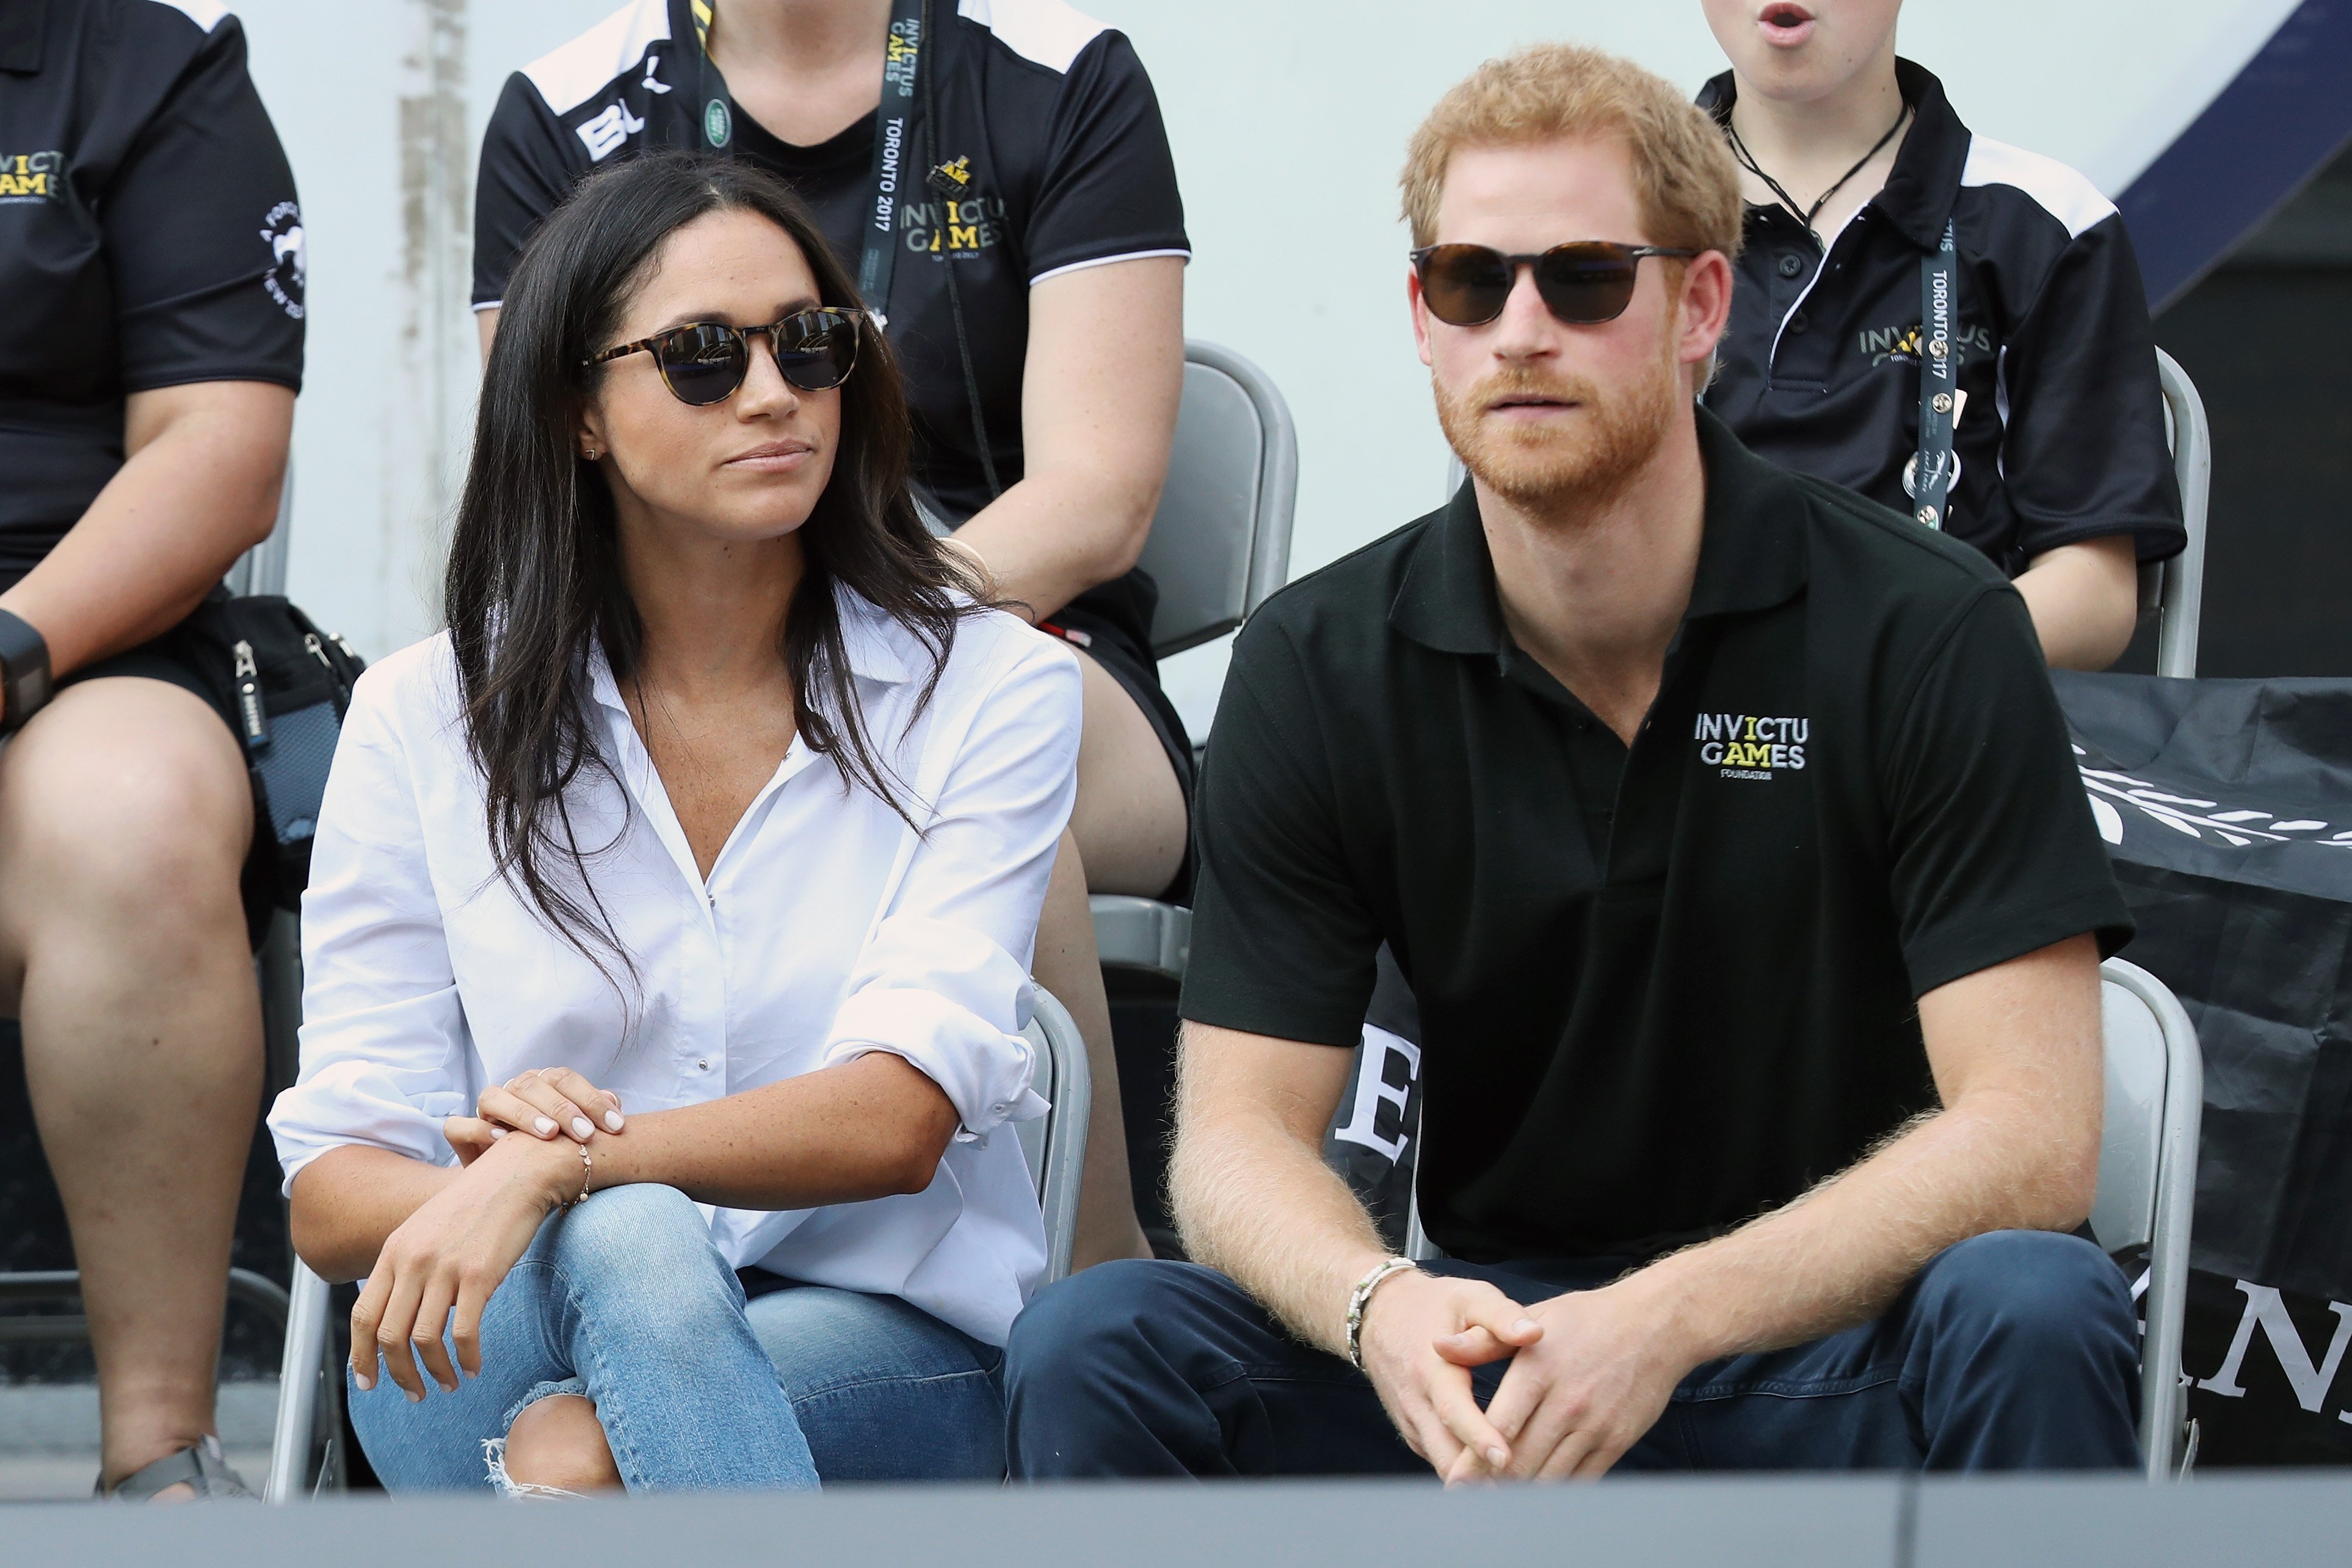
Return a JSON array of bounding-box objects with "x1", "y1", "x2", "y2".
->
[{"x1": 2057, "y1": 670, "x2": 2352, "y2": 1465}]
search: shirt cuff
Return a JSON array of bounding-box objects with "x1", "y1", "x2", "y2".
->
[{"x1": 821, "y1": 981, "x2": 1050, "y2": 1141}]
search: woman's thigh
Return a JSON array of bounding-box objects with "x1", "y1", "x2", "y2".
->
[{"x1": 744, "y1": 1283, "x2": 1006, "y2": 1483}]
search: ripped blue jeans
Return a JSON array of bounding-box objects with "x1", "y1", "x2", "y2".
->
[{"x1": 349, "y1": 1183, "x2": 1004, "y2": 1492}]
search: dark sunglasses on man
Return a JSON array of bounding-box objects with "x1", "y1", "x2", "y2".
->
[
  {"x1": 1412, "y1": 241, "x2": 1697, "y2": 328},
  {"x1": 586, "y1": 306, "x2": 866, "y2": 406}
]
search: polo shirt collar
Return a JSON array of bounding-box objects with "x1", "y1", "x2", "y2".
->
[
  {"x1": 1388, "y1": 405, "x2": 1809, "y2": 658},
  {"x1": 0, "y1": 3, "x2": 46, "y2": 74},
  {"x1": 1697, "y1": 57, "x2": 1972, "y2": 255}
]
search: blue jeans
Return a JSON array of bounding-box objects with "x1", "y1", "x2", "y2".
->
[
  {"x1": 350, "y1": 1184, "x2": 1004, "y2": 1491},
  {"x1": 1005, "y1": 1231, "x2": 2140, "y2": 1477}
]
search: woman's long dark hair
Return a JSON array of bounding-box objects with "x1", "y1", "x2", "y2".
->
[{"x1": 446, "y1": 151, "x2": 975, "y2": 973}]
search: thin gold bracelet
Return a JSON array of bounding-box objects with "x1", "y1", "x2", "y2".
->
[{"x1": 564, "y1": 1142, "x2": 593, "y2": 1209}]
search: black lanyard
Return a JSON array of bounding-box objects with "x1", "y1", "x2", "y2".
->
[
  {"x1": 1908, "y1": 220, "x2": 1958, "y2": 531},
  {"x1": 692, "y1": 0, "x2": 927, "y2": 330}
]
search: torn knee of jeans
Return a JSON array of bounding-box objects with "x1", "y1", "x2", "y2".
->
[{"x1": 481, "y1": 1436, "x2": 590, "y2": 1501}]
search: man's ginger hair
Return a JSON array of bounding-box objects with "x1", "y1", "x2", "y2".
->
[{"x1": 1401, "y1": 42, "x2": 1743, "y2": 261}]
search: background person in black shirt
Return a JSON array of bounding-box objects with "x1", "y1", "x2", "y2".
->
[
  {"x1": 1698, "y1": 0, "x2": 2183, "y2": 670},
  {"x1": 474, "y1": 0, "x2": 1191, "y2": 1267},
  {"x1": 1007, "y1": 43, "x2": 2138, "y2": 1482},
  {"x1": 0, "y1": 0, "x2": 302, "y2": 1498}
]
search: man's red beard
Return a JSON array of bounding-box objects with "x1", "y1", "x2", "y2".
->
[{"x1": 1434, "y1": 348, "x2": 1679, "y2": 515}]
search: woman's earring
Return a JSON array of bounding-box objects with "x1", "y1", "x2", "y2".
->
[{"x1": 582, "y1": 443, "x2": 600, "y2": 461}]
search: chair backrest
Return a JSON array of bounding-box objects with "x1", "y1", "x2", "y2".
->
[
  {"x1": 1133, "y1": 340, "x2": 1299, "y2": 658},
  {"x1": 1015, "y1": 986, "x2": 1092, "y2": 1285},
  {"x1": 2147, "y1": 349, "x2": 2211, "y2": 679},
  {"x1": 224, "y1": 458, "x2": 296, "y2": 598}
]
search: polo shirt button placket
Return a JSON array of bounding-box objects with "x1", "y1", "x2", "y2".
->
[{"x1": 1777, "y1": 253, "x2": 1804, "y2": 278}]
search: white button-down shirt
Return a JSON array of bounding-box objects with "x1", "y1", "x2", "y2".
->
[{"x1": 268, "y1": 589, "x2": 1081, "y2": 1346}]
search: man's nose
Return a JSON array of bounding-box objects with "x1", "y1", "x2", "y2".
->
[{"x1": 1487, "y1": 264, "x2": 1557, "y2": 358}]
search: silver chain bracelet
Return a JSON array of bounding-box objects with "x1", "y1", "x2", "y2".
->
[{"x1": 1345, "y1": 1256, "x2": 1420, "y2": 1371}]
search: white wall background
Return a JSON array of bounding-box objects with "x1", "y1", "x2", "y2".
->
[{"x1": 228, "y1": 0, "x2": 2298, "y2": 730}]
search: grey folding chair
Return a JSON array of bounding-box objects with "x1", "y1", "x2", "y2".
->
[
  {"x1": 1403, "y1": 956, "x2": 2205, "y2": 1479},
  {"x1": 2147, "y1": 349, "x2": 2210, "y2": 680},
  {"x1": 1089, "y1": 340, "x2": 1298, "y2": 980},
  {"x1": 266, "y1": 985, "x2": 1093, "y2": 1501},
  {"x1": 2094, "y1": 957, "x2": 2204, "y2": 1479}
]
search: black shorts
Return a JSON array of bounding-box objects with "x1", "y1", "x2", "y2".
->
[
  {"x1": 1039, "y1": 602, "x2": 1194, "y2": 905},
  {"x1": 62, "y1": 611, "x2": 277, "y2": 946}
]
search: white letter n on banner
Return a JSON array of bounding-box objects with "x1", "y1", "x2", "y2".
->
[{"x1": 2199, "y1": 1281, "x2": 2352, "y2": 1413}]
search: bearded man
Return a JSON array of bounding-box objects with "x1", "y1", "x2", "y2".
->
[{"x1": 1002, "y1": 42, "x2": 2143, "y2": 1481}]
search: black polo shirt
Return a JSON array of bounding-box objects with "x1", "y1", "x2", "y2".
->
[
  {"x1": 0, "y1": 0, "x2": 304, "y2": 578},
  {"x1": 1700, "y1": 61, "x2": 2183, "y2": 578},
  {"x1": 474, "y1": 0, "x2": 1188, "y2": 666},
  {"x1": 1182, "y1": 411, "x2": 2132, "y2": 1264}
]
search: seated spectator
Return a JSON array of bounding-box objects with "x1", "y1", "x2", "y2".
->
[
  {"x1": 474, "y1": 0, "x2": 1196, "y2": 1265},
  {"x1": 0, "y1": 1, "x2": 303, "y2": 1500},
  {"x1": 1004, "y1": 43, "x2": 2142, "y2": 1481},
  {"x1": 270, "y1": 154, "x2": 1077, "y2": 1494},
  {"x1": 1697, "y1": 0, "x2": 2183, "y2": 670}
]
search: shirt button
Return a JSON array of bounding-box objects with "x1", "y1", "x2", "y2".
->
[
  {"x1": 697, "y1": 1058, "x2": 710, "y2": 1071},
  {"x1": 1787, "y1": 311, "x2": 1810, "y2": 335},
  {"x1": 1776, "y1": 253, "x2": 1804, "y2": 278}
]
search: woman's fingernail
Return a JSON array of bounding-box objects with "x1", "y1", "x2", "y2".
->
[
  {"x1": 407, "y1": 1388, "x2": 423, "y2": 1404},
  {"x1": 571, "y1": 1117, "x2": 595, "y2": 1140},
  {"x1": 603, "y1": 1111, "x2": 625, "y2": 1132},
  {"x1": 354, "y1": 1372, "x2": 372, "y2": 1391},
  {"x1": 534, "y1": 1117, "x2": 557, "y2": 1136},
  {"x1": 491, "y1": 1127, "x2": 507, "y2": 1139}
]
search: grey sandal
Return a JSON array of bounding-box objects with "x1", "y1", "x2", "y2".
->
[{"x1": 98, "y1": 1434, "x2": 255, "y2": 1500}]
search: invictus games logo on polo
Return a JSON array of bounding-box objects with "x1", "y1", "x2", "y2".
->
[
  {"x1": 902, "y1": 189, "x2": 1007, "y2": 259},
  {"x1": 1696, "y1": 712, "x2": 1808, "y2": 780},
  {"x1": 1859, "y1": 320, "x2": 1991, "y2": 369},
  {"x1": 259, "y1": 201, "x2": 305, "y2": 320},
  {"x1": 0, "y1": 152, "x2": 64, "y2": 203}
]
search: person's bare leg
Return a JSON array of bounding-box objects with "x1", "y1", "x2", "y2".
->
[
  {"x1": 501, "y1": 1394, "x2": 625, "y2": 1494},
  {"x1": 1069, "y1": 652, "x2": 1186, "y2": 897},
  {"x1": 1033, "y1": 654, "x2": 1188, "y2": 1269},
  {"x1": 0, "y1": 679, "x2": 261, "y2": 1495},
  {"x1": 1034, "y1": 833, "x2": 1151, "y2": 1268}
]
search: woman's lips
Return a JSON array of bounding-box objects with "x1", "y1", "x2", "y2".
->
[
  {"x1": 725, "y1": 441, "x2": 815, "y2": 472},
  {"x1": 1759, "y1": 2, "x2": 1815, "y2": 47}
]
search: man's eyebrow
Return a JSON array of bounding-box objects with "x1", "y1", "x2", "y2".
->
[{"x1": 642, "y1": 296, "x2": 826, "y2": 338}]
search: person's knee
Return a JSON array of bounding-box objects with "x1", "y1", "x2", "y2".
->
[
  {"x1": 501, "y1": 1394, "x2": 622, "y2": 1494},
  {"x1": 1007, "y1": 1259, "x2": 1185, "y2": 1396},
  {"x1": 551, "y1": 1185, "x2": 728, "y2": 1304},
  {"x1": 0, "y1": 681, "x2": 250, "y2": 924},
  {"x1": 1916, "y1": 1230, "x2": 2133, "y2": 1351}
]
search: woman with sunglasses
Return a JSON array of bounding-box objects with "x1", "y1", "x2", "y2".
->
[
  {"x1": 474, "y1": 0, "x2": 1191, "y2": 1268},
  {"x1": 269, "y1": 152, "x2": 1078, "y2": 1494},
  {"x1": 1694, "y1": 0, "x2": 2182, "y2": 670}
]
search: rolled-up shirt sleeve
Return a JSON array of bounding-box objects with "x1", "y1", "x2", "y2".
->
[
  {"x1": 820, "y1": 633, "x2": 1082, "y2": 1138},
  {"x1": 266, "y1": 664, "x2": 473, "y2": 1190}
]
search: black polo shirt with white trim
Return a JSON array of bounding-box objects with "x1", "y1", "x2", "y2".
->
[
  {"x1": 1181, "y1": 410, "x2": 2131, "y2": 1265},
  {"x1": 0, "y1": 0, "x2": 303, "y2": 577},
  {"x1": 1700, "y1": 60, "x2": 2183, "y2": 578}
]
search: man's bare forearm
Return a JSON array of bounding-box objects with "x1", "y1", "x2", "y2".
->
[
  {"x1": 1626, "y1": 1087, "x2": 2095, "y2": 1367},
  {"x1": 1168, "y1": 1022, "x2": 1392, "y2": 1355}
]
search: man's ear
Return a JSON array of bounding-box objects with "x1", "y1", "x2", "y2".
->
[
  {"x1": 1407, "y1": 265, "x2": 1436, "y2": 369},
  {"x1": 1677, "y1": 250, "x2": 1735, "y2": 375}
]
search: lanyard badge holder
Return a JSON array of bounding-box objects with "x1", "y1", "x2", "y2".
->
[
  {"x1": 1905, "y1": 220, "x2": 1959, "y2": 531},
  {"x1": 694, "y1": 0, "x2": 925, "y2": 332}
]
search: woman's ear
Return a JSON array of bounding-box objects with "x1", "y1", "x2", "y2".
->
[{"x1": 575, "y1": 412, "x2": 608, "y2": 464}]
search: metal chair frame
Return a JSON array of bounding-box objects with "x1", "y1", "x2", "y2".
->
[
  {"x1": 265, "y1": 984, "x2": 1092, "y2": 1501},
  {"x1": 2149, "y1": 349, "x2": 2210, "y2": 680},
  {"x1": 1403, "y1": 956, "x2": 2205, "y2": 1479}
]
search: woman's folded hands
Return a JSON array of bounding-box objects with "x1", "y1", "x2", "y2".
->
[{"x1": 443, "y1": 1065, "x2": 626, "y2": 1166}]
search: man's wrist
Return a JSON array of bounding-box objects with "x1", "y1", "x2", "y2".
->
[{"x1": 1612, "y1": 1255, "x2": 1717, "y2": 1370}]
